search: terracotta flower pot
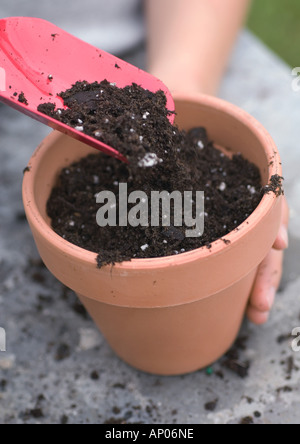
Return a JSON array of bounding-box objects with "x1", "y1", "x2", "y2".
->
[{"x1": 22, "y1": 94, "x2": 282, "y2": 375}]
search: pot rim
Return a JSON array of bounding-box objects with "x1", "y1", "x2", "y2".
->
[{"x1": 23, "y1": 93, "x2": 282, "y2": 271}]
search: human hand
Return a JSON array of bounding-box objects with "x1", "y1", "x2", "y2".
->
[{"x1": 246, "y1": 197, "x2": 289, "y2": 325}]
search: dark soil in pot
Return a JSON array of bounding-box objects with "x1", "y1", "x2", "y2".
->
[{"x1": 38, "y1": 81, "x2": 283, "y2": 267}]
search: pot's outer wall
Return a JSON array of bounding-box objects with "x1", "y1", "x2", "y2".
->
[{"x1": 77, "y1": 268, "x2": 257, "y2": 375}]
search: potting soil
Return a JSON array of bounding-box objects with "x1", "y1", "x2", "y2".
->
[{"x1": 38, "y1": 80, "x2": 282, "y2": 267}]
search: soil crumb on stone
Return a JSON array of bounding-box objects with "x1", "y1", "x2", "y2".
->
[
  {"x1": 60, "y1": 414, "x2": 69, "y2": 424},
  {"x1": 55, "y1": 343, "x2": 71, "y2": 362},
  {"x1": 40, "y1": 80, "x2": 281, "y2": 268},
  {"x1": 204, "y1": 399, "x2": 219, "y2": 412},
  {"x1": 222, "y1": 335, "x2": 250, "y2": 378},
  {"x1": 240, "y1": 416, "x2": 254, "y2": 425}
]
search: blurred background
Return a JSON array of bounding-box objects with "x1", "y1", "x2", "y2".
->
[
  {"x1": 0, "y1": 0, "x2": 299, "y2": 67},
  {"x1": 248, "y1": 0, "x2": 300, "y2": 67}
]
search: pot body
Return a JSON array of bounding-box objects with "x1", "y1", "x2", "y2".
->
[
  {"x1": 22, "y1": 95, "x2": 282, "y2": 375},
  {"x1": 77, "y1": 269, "x2": 257, "y2": 374}
]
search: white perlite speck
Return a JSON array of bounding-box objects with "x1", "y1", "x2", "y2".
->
[
  {"x1": 247, "y1": 185, "x2": 256, "y2": 195},
  {"x1": 138, "y1": 153, "x2": 163, "y2": 168},
  {"x1": 75, "y1": 126, "x2": 84, "y2": 132},
  {"x1": 143, "y1": 112, "x2": 150, "y2": 119},
  {"x1": 219, "y1": 182, "x2": 227, "y2": 192},
  {"x1": 141, "y1": 244, "x2": 149, "y2": 251},
  {"x1": 197, "y1": 140, "x2": 204, "y2": 149}
]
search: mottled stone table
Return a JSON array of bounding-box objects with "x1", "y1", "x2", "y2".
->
[{"x1": 0, "y1": 31, "x2": 300, "y2": 424}]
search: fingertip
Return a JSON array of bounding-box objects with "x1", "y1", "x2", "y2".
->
[
  {"x1": 247, "y1": 306, "x2": 269, "y2": 325},
  {"x1": 250, "y1": 286, "x2": 276, "y2": 313},
  {"x1": 273, "y1": 225, "x2": 289, "y2": 250}
]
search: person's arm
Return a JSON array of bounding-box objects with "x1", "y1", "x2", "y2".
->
[{"x1": 146, "y1": 0, "x2": 250, "y2": 95}]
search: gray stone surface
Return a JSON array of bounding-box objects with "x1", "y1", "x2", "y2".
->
[{"x1": 0, "y1": 30, "x2": 300, "y2": 424}]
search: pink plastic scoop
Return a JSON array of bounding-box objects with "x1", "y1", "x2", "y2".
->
[{"x1": 0, "y1": 17, "x2": 175, "y2": 162}]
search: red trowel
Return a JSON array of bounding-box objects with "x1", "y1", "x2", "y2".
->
[{"x1": 0, "y1": 17, "x2": 175, "y2": 162}]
